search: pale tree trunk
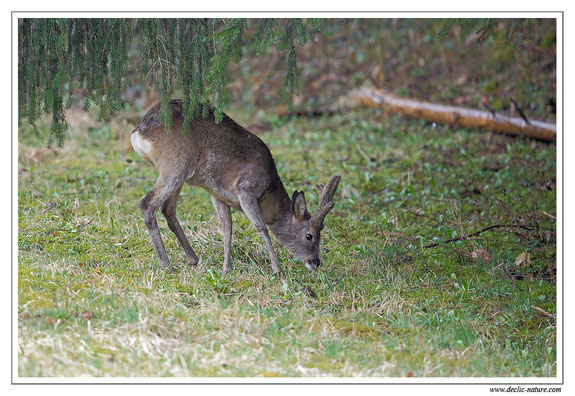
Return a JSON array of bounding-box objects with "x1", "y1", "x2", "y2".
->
[{"x1": 349, "y1": 87, "x2": 556, "y2": 141}]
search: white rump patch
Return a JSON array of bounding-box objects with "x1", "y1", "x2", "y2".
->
[{"x1": 131, "y1": 131, "x2": 154, "y2": 162}]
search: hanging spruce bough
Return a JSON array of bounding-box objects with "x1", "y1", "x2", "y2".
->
[{"x1": 18, "y1": 18, "x2": 321, "y2": 147}]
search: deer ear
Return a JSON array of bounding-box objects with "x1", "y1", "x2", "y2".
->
[
  {"x1": 292, "y1": 190, "x2": 299, "y2": 202},
  {"x1": 292, "y1": 191, "x2": 308, "y2": 220}
]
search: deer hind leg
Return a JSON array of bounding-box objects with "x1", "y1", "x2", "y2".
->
[
  {"x1": 161, "y1": 186, "x2": 200, "y2": 267},
  {"x1": 237, "y1": 193, "x2": 282, "y2": 275},
  {"x1": 139, "y1": 175, "x2": 185, "y2": 272},
  {"x1": 211, "y1": 196, "x2": 233, "y2": 273}
]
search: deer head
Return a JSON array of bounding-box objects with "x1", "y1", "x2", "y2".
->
[{"x1": 274, "y1": 175, "x2": 341, "y2": 270}]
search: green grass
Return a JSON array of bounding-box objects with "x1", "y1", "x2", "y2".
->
[{"x1": 17, "y1": 106, "x2": 556, "y2": 377}]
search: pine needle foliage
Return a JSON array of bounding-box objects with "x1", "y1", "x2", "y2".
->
[
  {"x1": 18, "y1": 18, "x2": 520, "y2": 147},
  {"x1": 435, "y1": 18, "x2": 534, "y2": 45},
  {"x1": 18, "y1": 18, "x2": 321, "y2": 146}
]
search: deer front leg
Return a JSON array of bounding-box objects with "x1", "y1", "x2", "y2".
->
[
  {"x1": 211, "y1": 196, "x2": 233, "y2": 273},
  {"x1": 238, "y1": 194, "x2": 282, "y2": 275},
  {"x1": 139, "y1": 176, "x2": 184, "y2": 272},
  {"x1": 161, "y1": 186, "x2": 199, "y2": 266}
]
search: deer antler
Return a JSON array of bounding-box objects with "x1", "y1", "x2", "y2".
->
[{"x1": 310, "y1": 175, "x2": 341, "y2": 229}]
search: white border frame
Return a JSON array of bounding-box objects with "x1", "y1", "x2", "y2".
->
[{"x1": 11, "y1": 10, "x2": 564, "y2": 387}]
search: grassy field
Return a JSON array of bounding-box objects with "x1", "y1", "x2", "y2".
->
[{"x1": 17, "y1": 103, "x2": 556, "y2": 378}]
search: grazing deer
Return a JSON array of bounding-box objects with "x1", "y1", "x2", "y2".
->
[{"x1": 131, "y1": 100, "x2": 341, "y2": 275}]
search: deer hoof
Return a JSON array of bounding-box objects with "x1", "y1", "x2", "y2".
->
[{"x1": 163, "y1": 265, "x2": 176, "y2": 273}]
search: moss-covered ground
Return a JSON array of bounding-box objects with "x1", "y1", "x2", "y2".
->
[{"x1": 17, "y1": 103, "x2": 556, "y2": 377}]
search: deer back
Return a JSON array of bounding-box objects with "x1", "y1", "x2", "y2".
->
[{"x1": 131, "y1": 100, "x2": 283, "y2": 207}]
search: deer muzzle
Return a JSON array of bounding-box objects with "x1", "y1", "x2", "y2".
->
[{"x1": 305, "y1": 258, "x2": 321, "y2": 270}]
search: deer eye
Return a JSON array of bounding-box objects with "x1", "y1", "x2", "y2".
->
[{"x1": 305, "y1": 233, "x2": 313, "y2": 242}]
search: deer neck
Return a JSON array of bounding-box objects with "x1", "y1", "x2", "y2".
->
[{"x1": 259, "y1": 182, "x2": 294, "y2": 240}]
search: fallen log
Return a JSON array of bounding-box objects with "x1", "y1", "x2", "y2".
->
[{"x1": 352, "y1": 87, "x2": 556, "y2": 141}]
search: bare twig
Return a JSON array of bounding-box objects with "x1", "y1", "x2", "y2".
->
[
  {"x1": 355, "y1": 143, "x2": 373, "y2": 165},
  {"x1": 511, "y1": 98, "x2": 531, "y2": 125},
  {"x1": 55, "y1": 219, "x2": 94, "y2": 232},
  {"x1": 531, "y1": 305, "x2": 556, "y2": 323},
  {"x1": 539, "y1": 210, "x2": 556, "y2": 220},
  {"x1": 423, "y1": 224, "x2": 535, "y2": 249}
]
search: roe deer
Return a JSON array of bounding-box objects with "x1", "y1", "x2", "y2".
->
[{"x1": 131, "y1": 100, "x2": 341, "y2": 275}]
